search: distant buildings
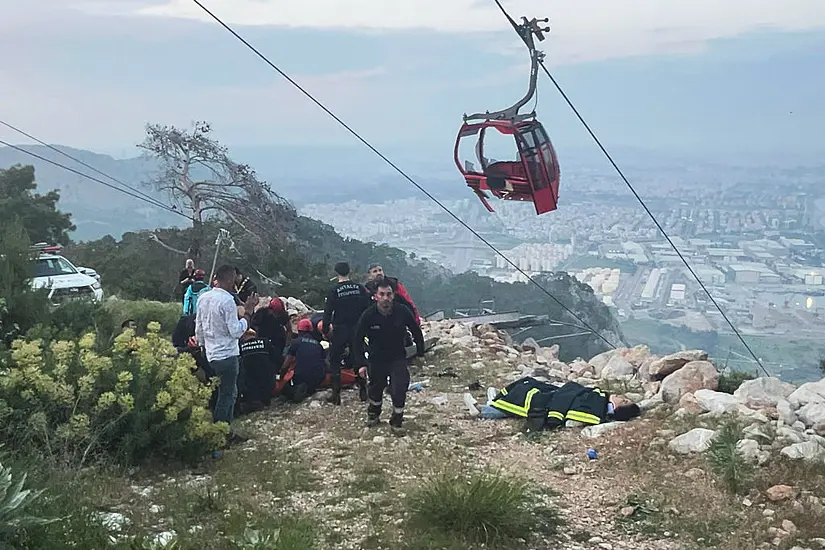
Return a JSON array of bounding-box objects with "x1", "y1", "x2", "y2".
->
[
  {"x1": 726, "y1": 263, "x2": 781, "y2": 285},
  {"x1": 494, "y1": 243, "x2": 573, "y2": 273}
]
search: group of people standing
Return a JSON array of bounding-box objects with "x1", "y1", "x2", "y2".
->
[{"x1": 175, "y1": 258, "x2": 426, "y2": 449}]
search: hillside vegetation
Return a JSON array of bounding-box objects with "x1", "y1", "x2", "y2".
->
[{"x1": 3, "y1": 312, "x2": 825, "y2": 549}]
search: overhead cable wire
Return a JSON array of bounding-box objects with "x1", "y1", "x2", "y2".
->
[
  {"x1": 0, "y1": 118, "x2": 174, "y2": 212},
  {"x1": 189, "y1": 0, "x2": 616, "y2": 349},
  {"x1": 1, "y1": 134, "x2": 283, "y2": 291},
  {"x1": 0, "y1": 125, "x2": 286, "y2": 289},
  {"x1": 489, "y1": 0, "x2": 769, "y2": 376},
  {"x1": 0, "y1": 138, "x2": 191, "y2": 221}
]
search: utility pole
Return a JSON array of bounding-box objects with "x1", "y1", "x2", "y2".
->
[{"x1": 208, "y1": 229, "x2": 231, "y2": 283}]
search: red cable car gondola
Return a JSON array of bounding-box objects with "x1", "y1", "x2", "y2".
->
[{"x1": 454, "y1": 15, "x2": 560, "y2": 215}]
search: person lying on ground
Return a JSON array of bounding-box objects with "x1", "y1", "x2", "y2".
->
[{"x1": 482, "y1": 376, "x2": 641, "y2": 431}]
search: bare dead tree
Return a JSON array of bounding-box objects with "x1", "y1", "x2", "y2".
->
[{"x1": 138, "y1": 121, "x2": 296, "y2": 261}]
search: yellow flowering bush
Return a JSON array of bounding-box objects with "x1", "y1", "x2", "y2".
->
[{"x1": 0, "y1": 321, "x2": 228, "y2": 465}]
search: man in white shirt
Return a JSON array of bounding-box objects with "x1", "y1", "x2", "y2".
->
[{"x1": 195, "y1": 264, "x2": 259, "y2": 431}]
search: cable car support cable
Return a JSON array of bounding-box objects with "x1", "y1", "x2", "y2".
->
[
  {"x1": 0, "y1": 138, "x2": 189, "y2": 220},
  {"x1": 0, "y1": 118, "x2": 175, "y2": 213},
  {"x1": 490, "y1": 0, "x2": 770, "y2": 377},
  {"x1": 189, "y1": 0, "x2": 617, "y2": 350}
]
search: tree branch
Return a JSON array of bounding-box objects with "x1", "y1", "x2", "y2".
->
[{"x1": 148, "y1": 233, "x2": 188, "y2": 255}]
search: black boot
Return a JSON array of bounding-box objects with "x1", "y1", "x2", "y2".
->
[
  {"x1": 366, "y1": 403, "x2": 381, "y2": 427},
  {"x1": 389, "y1": 411, "x2": 405, "y2": 436},
  {"x1": 356, "y1": 376, "x2": 368, "y2": 402},
  {"x1": 327, "y1": 374, "x2": 342, "y2": 406}
]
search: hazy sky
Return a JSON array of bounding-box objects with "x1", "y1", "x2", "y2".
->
[{"x1": 1, "y1": 0, "x2": 825, "y2": 161}]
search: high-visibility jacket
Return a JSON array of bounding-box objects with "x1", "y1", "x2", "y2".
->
[
  {"x1": 490, "y1": 377, "x2": 559, "y2": 418},
  {"x1": 491, "y1": 377, "x2": 610, "y2": 430}
]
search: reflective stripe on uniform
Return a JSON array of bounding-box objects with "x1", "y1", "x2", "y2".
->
[
  {"x1": 565, "y1": 410, "x2": 601, "y2": 424},
  {"x1": 491, "y1": 387, "x2": 539, "y2": 417}
]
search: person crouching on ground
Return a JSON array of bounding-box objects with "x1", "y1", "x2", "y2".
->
[
  {"x1": 282, "y1": 318, "x2": 327, "y2": 403},
  {"x1": 353, "y1": 278, "x2": 425, "y2": 435}
]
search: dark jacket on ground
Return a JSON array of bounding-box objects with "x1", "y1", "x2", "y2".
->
[
  {"x1": 322, "y1": 280, "x2": 370, "y2": 333},
  {"x1": 491, "y1": 377, "x2": 611, "y2": 429},
  {"x1": 353, "y1": 303, "x2": 425, "y2": 367},
  {"x1": 365, "y1": 276, "x2": 421, "y2": 325}
]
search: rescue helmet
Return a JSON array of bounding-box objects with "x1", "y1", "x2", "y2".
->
[
  {"x1": 193, "y1": 269, "x2": 206, "y2": 280},
  {"x1": 297, "y1": 319, "x2": 313, "y2": 332},
  {"x1": 268, "y1": 297, "x2": 285, "y2": 314}
]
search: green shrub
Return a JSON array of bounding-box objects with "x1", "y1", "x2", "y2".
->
[
  {"x1": 103, "y1": 299, "x2": 182, "y2": 336},
  {"x1": 0, "y1": 218, "x2": 51, "y2": 346},
  {"x1": 406, "y1": 470, "x2": 559, "y2": 546},
  {"x1": 0, "y1": 322, "x2": 227, "y2": 467},
  {"x1": 706, "y1": 419, "x2": 753, "y2": 493},
  {"x1": 0, "y1": 459, "x2": 57, "y2": 537},
  {"x1": 24, "y1": 300, "x2": 117, "y2": 351},
  {"x1": 717, "y1": 369, "x2": 757, "y2": 394}
]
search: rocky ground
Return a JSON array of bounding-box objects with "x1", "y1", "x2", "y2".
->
[{"x1": 90, "y1": 319, "x2": 825, "y2": 549}]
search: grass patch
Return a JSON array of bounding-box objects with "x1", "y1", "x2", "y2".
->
[
  {"x1": 406, "y1": 470, "x2": 560, "y2": 547},
  {"x1": 705, "y1": 419, "x2": 753, "y2": 494},
  {"x1": 615, "y1": 487, "x2": 741, "y2": 548},
  {"x1": 717, "y1": 370, "x2": 757, "y2": 394},
  {"x1": 345, "y1": 462, "x2": 389, "y2": 495}
]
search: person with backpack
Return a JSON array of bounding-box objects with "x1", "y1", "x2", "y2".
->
[{"x1": 183, "y1": 269, "x2": 209, "y2": 316}]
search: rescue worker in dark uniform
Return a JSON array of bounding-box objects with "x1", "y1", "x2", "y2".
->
[
  {"x1": 353, "y1": 278, "x2": 425, "y2": 435},
  {"x1": 282, "y1": 319, "x2": 327, "y2": 403},
  {"x1": 234, "y1": 269, "x2": 258, "y2": 303},
  {"x1": 490, "y1": 377, "x2": 641, "y2": 432},
  {"x1": 250, "y1": 297, "x2": 290, "y2": 366},
  {"x1": 364, "y1": 262, "x2": 421, "y2": 326},
  {"x1": 171, "y1": 313, "x2": 212, "y2": 379},
  {"x1": 322, "y1": 261, "x2": 371, "y2": 405},
  {"x1": 238, "y1": 332, "x2": 276, "y2": 411},
  {"x1": 309, "y1": 312, "x2": 326, "y2": 342}
]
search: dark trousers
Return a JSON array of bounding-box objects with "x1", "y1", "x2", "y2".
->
[
  {"x1": 367, "y1": 358, "x2": 410, "y2": 416},
  {"x1": 328, "y1": 325, "x2": 354, "y2": 375},
  {"x1": 282, "y1": 368, "x2": 325, "y2": 402}
]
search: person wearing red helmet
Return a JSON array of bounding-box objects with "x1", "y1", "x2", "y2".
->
[
  {"x1": 282, "y1": 318, "x2": 327, "y2": 402},
  {"x1": 182, "y1": 268, "x2": 209, "y2": 316},
  {"x1": 241, "y1": 297, "x2": 289, "y2": 408}
]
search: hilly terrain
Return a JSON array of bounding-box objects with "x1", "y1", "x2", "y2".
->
[{"x1": 5, "y1": 314, "x2": 825, "y2": 549}]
